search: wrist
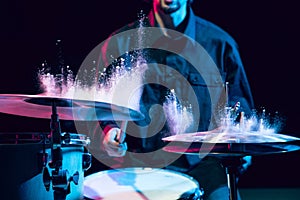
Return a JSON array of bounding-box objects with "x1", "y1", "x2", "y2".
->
[{"x1": 103, "y1": 124, "x2": 119, "y2": 135}]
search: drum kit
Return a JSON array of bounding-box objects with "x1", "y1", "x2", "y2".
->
[
  {"x1": 0, "y1": 93, "x2": 144, "y2": 200},
  {"x1": 1, "y1": 93, "x2": 300, "y2": 200}
]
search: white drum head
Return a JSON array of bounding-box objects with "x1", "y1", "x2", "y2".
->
[{"x1": 84, "y1": 167, "x2": 201, "y2": 200}]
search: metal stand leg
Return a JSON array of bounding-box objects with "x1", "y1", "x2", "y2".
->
[
  {"x1": 222, "y1": 157, "x2": 242, "y2": 200},
  {"x1": 225, "y1": 165, "x2": 238, "y2": 200},
  {"x1": 54, "y1": 191, "x2": 67, "y2": 200}
]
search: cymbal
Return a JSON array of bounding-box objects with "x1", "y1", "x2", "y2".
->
[
  {"x1": 163, "y1": 142, "x2": 300, "y2": 157},
  {"x1": 162, "y1": 130, "x2": 300, "y2": 144},
  {"x1": 0, "y1": 94, "x2": 144, "y2": 121},
  {"x1": 162, "y1": 130, "x2": 300, "y2": 156}
]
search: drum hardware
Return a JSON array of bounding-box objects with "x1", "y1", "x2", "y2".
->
[
  {"x1": 221, "y1": 157, "x2": 245, "y2": 200},
  {"x1": 17, "y1": 131, "x2": 91, "y2": 200},
  {"x1": 57, "y1": 132, "x2": 92, "y2": 171},
  {"x1": 0, "y1": 93, "x2": 144, "y2": 199},
  {"x1": 162, "y1": 131, "x2": 300, "y2": 200},
  {"x1": 40, "y1": 99, "x2": 81, "y2": 200},
  {"x1": 82, "y1": 151, "x2": 92, "y2": 172},
  {"x1": 26, "y1": 99, "x2": 91, "y2": 200}
]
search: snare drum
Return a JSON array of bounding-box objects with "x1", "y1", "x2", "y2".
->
[
  {"x1": 0, "y1": 132, "x2": 90, "y2": 200},
  {"x1": 83, "y1": 167, "x2": 203, "y2": 200}
]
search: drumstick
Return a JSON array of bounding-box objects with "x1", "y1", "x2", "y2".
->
[
  {"x1": 117, "y1": 120, "x2": 128, "y2": 144},
  {"x1": 239, "y1": 111, "x2": 245, "y2": 131}
]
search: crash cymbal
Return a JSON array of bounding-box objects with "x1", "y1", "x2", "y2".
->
[
  {"x1": 0, "y1": 94, "x2": 144, "y2": 121},
  {"x1": 162, "y1": 129, "x2": 300, "y2": 144},
  {"x1": 162, "y1": 130, "x2": 300, "y2": 156},
  {"x1": 163, "y1": 142, "x2": 300, "y2": 157}
]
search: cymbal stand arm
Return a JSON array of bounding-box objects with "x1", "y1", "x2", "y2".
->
[
  {"x1": 50, "y1": 100, "x2": 62, "y2": 170},
  {"x1": 45, "y1": 100, "x2": 70, "y2": 200}
]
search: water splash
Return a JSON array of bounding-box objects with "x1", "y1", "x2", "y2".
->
[
  {"x1": 37, "y1": 11, "x2": 149, "y2": 112},
  {"x1": 163, "y1": 89, "x2": 193, "y2": 135},
  {"x1": 137, "y1": 10, "x2": 146, "y2": 56},
  {"x1": 38, "y1": 62, "x2": 74, "y2": 97},
  {"x1": 38, "y1": 55, "x2": 147, "y2": 112},
  {"x1": 218, "y1": 104, "x2": 282, "y2": 134}
]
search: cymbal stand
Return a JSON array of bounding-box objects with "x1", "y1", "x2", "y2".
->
[
  {"x1": 42, "y1": 99, "x2": 79, "y2": 200},
  {"x1": 221, "y1": 156, "x2": 244, "y2": 200},
  {"x1": 222, "y1": 82, "x2": 242, "y2": 200}
]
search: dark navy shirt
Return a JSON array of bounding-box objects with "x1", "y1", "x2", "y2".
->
[{"x1": 100, "y1": 8, "x2": 254, "y2": 154}]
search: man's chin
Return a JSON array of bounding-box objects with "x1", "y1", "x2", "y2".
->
[{"x1": 162, "y1": 6, "x2": 180, "y2": 14}]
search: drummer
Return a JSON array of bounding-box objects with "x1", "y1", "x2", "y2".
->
[{"x1": 92, "y1": 0, "x2": 254, "y2": 199}]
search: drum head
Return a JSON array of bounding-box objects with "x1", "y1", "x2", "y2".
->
[{"x1": 84, "y1": 167, "x2": 201, "y2": 200}]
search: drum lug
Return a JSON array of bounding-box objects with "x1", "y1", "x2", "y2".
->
[
  {"x1": 82, "y1": 153, "x2": 92, "y2": 171},
  {"x1": 43, "y1": 168, "x2": 81, "y2": 194},
  {"x1": 52, "y1": 169, "x2": 69, "y2": 192},
  {"x1": 61, "y1": 132, "x2": 71, "y2": 144},
  {"x1": 69, "y1": 171, "x2": 79, "y2": 185},
  {"x1": 43, "y1": 167, "x2": 51, "y2": 191}
]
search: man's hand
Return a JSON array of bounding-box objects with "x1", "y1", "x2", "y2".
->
[
  {"x1": 238, "y1": 156, "x2": 252, "y2": 175},
  {"x1": 102, "y1": 127, "x2": 127, "y2": 157}
]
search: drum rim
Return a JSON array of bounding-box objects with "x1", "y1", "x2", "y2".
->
[
  {"x1": 0, "y1": 132, "x2": 48, "y2": 144},
  {"x1": 84, "y1": 167, "x2": 199, "y2": 186},
  {"x1": 0, "y1": 132, "x2": 90, "y2": 146},
  {"x1": 61, "y1": 132, "x2": 90, "y2": 146}
]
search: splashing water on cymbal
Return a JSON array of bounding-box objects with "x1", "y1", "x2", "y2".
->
[{"x1": 37, "y1": 13, "x2": 149, "y2": 112}]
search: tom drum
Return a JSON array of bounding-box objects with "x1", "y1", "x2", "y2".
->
[
  {"x1": 0, "y1": 132, "x2": 91, "y2": 200},
  {"x1": 83, "y1": 167, "x2": 203, "y2": 200}
]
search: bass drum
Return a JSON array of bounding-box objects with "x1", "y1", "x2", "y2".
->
[
  {"x1": 0, "y1": 132, "x2": 90, "y2": 200},
  {"x1": 83, "y1": 167, "x2": 203, "y2": 200}
]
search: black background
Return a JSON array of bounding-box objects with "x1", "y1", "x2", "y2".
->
[{"x1": 1, "y1": 0, "x2": 300, "y2": 188}]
